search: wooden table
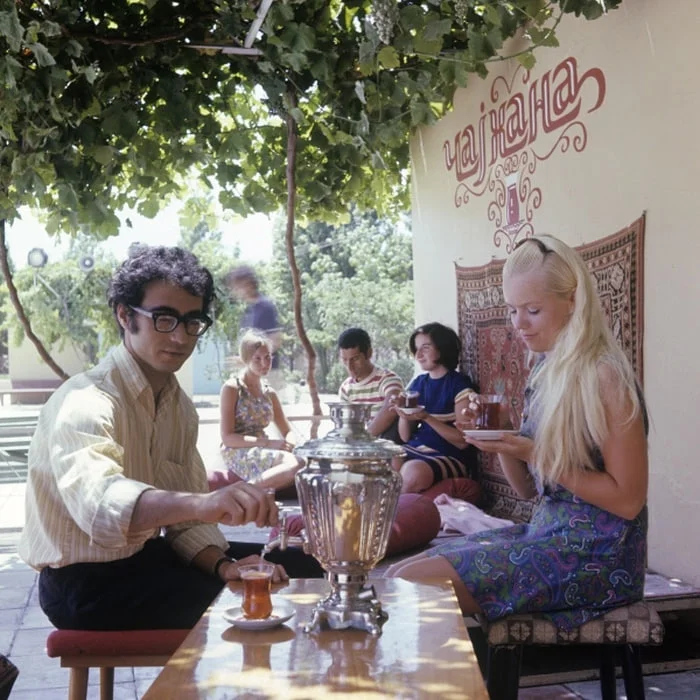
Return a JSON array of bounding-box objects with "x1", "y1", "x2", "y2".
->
[{"x1": 142, "y1": 578, "x2": 488, "y2": 699}]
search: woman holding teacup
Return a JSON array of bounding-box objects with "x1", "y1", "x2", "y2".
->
[
  {"x1": 391, "y1": 322, "x2": 479, "y2": 494},
  {"x1": 387, "y1": 235, "x2": 648, "y2": 630}
]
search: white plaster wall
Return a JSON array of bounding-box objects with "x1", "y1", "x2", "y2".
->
[
  {"x1": 411, "y1": 0, "x2": 700, "y2": 584},
  {"x1": 9, "y1": 337, "x2": 194, "y2": 397},
  {"x1": 8, "y1": 337, "x2": 87, "y2": 384}
]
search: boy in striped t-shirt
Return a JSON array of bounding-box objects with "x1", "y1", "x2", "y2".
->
[{"x1": 337, "y1": 328, "x2": 403, "y2": 441}]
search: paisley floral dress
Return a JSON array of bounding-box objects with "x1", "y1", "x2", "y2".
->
[
  {"x1": 428, "y1": 376, "x2": 647, "y2": 630},
  {"x1": 221, "y1": 376, "x2": 285, "y2": 482}
]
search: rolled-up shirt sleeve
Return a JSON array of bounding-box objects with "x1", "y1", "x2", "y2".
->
[
  {"x1": 160, "y1": 422, "x2": 229, "y2": 562},
  {"x1": 166, "y1": 521, "x2": 229, "y2": 563},
  {"x1": 51, "y1": 395, "x2": 158, "y2": 550}
]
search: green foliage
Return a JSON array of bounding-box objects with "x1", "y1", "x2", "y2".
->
[
  {"x1": 1, "y1": 0, "x2": 623, "y2": 238},
  {"x1": 268, "y1": 208, "x2": 416, "y2": 392},
  {"x1": 3, "y1": 249, "x2": 119, "y2": 367}
]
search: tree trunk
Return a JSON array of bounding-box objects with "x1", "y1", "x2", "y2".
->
[
  {"x1": 0, "y1": 219, "x2": 70, "y2": 382},
  {"x1": 284, "y1": 87, "x2": 321, "y2": 420}
]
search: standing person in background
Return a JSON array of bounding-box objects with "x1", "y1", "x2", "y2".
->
[
  {"x1": 337, "y1": 327, "x2": 403, "y2": 442},
  {"x1": 225, "y1": 265, "x2": 284, "y2": 392}
]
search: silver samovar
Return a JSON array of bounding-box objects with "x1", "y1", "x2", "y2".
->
[{"x1": 277, "y1": 402, "x2": 403, "y2": 636}]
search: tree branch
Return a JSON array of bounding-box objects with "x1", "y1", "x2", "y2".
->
[
  {"x1": 0, "y1": 219, "x2": 70, "y2": 382},
  {"x1": 58, "y1": 13, "x2": 219, "y2": 48},
  {"x1": 62, "y1": 27, "x2": 193, "y2": 47},
  {"x1": 284, "y1": 86, "x2": 321, "y2": 421}
]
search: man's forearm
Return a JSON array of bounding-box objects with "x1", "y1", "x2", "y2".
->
[{"x1": 129, "y1": 489, "x2": 204, "y2": 533}]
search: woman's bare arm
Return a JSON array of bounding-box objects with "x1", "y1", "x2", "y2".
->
[
  {"x1": 270, "y1": 392, "x2": 296, "y2": 449},
  {"x1": 557, "y1": 365, "x2": 648, "y2": 520}
]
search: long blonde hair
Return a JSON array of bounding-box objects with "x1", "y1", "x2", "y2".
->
[{"x1": 504, "y1": 235, "x2": 642, "y2": 484}]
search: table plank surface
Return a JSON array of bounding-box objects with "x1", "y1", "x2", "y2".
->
[{"x1": 142, "y1": 577, "x2": 487, "y2": 699}]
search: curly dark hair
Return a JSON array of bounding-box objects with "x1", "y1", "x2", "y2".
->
[
  {"x1": 337, "y1": 327, "x2": 372, "y2": 355},
  {"x1": 107, "y1": 246, "x2": 215, "y2": 336},
  {"x1": 409, "y1": 322, "x2": 461, "y2": 371}
]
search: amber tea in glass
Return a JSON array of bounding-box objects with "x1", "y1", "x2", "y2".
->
[
  {"x1": 239, "y1": 563, "x2": 275, "y2": 620},
  {"x1": 476, "y1": 394, "x2": 505, "y2": 429}
]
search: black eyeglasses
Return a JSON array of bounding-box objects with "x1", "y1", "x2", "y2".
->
[
  {"x1": 514, "y1": 237, "x2": 551, "y2": 255},
  {"x1": 129, "y1": 306, "x2": 213, "y2": 337}
]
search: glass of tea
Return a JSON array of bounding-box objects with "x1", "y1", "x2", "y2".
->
[
  {"x1": 475, "y1": 394, "x2": 507, "y2": 429},
  {"x1": 401, "y1": 390, "x2": 420, "y2": 408},
  {"x1": 239, "y1": 563, "x2": 275, "y2": 620}
]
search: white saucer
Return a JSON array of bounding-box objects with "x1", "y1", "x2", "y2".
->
[
  {"x1": 223, "y1": 600, "x2": 295, "y2": 630},
  {"x1": 462, "y1": 429, "x2": 519, "y2": 441},
  {"x1": 399, "y1": 405, "x2": 425, "y2": 415}
]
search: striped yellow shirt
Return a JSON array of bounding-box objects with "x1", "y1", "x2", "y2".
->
[
  {"x1": 338, "y1": 366, "x2": 404, "y2": 417},
  {"x1": 18, "y1": 343, "x2": 227, "y2": 570}
]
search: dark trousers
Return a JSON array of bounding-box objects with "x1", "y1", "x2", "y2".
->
[{"x1": 39, "y1": 538, "x2": 323, "y2": 630}]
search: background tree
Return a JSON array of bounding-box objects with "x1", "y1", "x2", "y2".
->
[
  {"x1": 0, "y1": 277, "x2": 8, "y2": 374},
  {"x1": 2, "y1": 242, "x2": 119, "y2": 371},
  {"x1": 269, "y1": 207, "x2": 415, "y2": 392}
]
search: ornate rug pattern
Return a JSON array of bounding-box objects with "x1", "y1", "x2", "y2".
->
[{"x1": 455, "y1": 214, "x2": 645, "y2": 521}]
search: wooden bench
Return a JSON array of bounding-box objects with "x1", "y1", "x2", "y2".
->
[{"x1": 0, "y1": 388, "x2": 55, "y2": 406}]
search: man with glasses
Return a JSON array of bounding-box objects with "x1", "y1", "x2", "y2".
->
[{"x1": 19, "y1": 246, "x2": 321, "y2": 631}]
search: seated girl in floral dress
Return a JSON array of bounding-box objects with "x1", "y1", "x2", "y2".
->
[{"x1": 220, "y1": 331, "x2": 303, "y2": 492}]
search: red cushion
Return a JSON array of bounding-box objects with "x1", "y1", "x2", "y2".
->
[
  {"x1": 386, "y1": 493, "x2": 441, "y2": 555},
  {"x1": 421, "y1": 477, "x2": 482, "y2": 504},
  {"x1": 268, "y1": 493, "x2": 441, "y2": 558},
  {"x1": 46, "y1": 629, "x2": 190, "y2": 658}
]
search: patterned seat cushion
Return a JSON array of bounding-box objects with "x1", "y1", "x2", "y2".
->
[{"x1": 484, "y1": 601, "x2": 664, "y2": 646}]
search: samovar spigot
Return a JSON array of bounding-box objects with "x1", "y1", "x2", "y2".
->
[{"x1": 262, "y1": 505, "x2": 309, "y2": 556}]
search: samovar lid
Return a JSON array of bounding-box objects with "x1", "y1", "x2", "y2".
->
[{"x1": 294, "y1": 402, "x2": 405, "y2": 461}]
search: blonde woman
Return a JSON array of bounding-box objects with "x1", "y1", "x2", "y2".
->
[
  {"x1": 387, "y1": 235, "x2": 648, "y2": 630},
  {"x1": 220, "y1": 331, "x2": 303, "y2": 492}
]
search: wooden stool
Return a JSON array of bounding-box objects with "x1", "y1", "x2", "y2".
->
[
  {"x1": 46, "y1": 628, "x2": 190, "y2": 700},
  {"x1": 472, "y1": 601, "x2": 665, "y2": 700}
]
